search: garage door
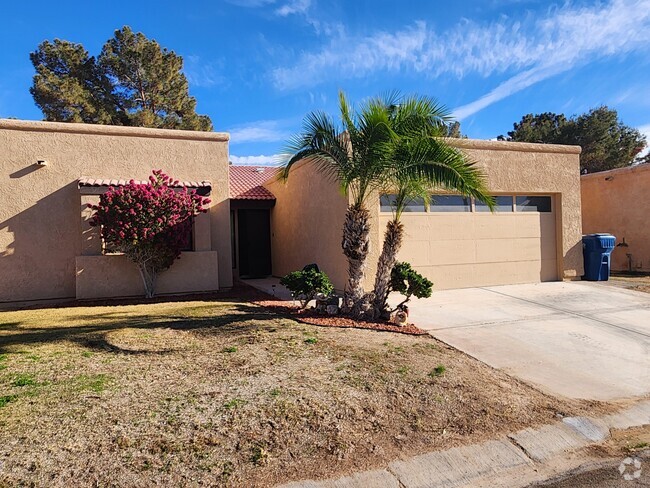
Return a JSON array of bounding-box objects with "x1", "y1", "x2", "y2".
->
[{"x1": 380, "y1": 194, "x2": 558, "y2": 290}]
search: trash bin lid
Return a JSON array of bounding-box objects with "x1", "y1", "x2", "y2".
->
[{"x1": 582, "y1": 233, "x2": 616, "y2": 250}]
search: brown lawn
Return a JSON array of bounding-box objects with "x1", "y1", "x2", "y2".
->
[
  {"x1": 0, "y1": 296, "x2": 604, "y2": 487},
  {"x1": 609, "y1": 272, "x2": 650, "y2": 294}
]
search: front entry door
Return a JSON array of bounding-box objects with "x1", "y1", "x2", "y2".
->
[{"x1": 237, "y1": 209, "x2": 272, "y2": 278}]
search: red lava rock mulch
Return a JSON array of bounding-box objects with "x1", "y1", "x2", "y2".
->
[{"x1": 254, "y1": 299, "x2": 428, "y2": 336}]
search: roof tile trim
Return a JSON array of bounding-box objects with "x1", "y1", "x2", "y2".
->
[{"x1": 78, "y1": 177, "x2": 212, "y2": 189}]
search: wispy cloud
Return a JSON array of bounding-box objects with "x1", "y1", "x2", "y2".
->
[
  {"x1": 275, "y1": 0, "x2": 311, "y2": 16},
  {"x1": 230, "y1": 154, "x2": 282, "y2": 166},
  {"x1": 271, "y1": 0, "x2": 650, "y2": 118},
  {"x1": 225, "y1": 0, "x2": 276, "y2": 7},
  {"x1": 184, "y1": 55, "x2": 227, "y2": 88},
  {"x1": 228, "y1": 119, "x2": 291, "y2": 144}
]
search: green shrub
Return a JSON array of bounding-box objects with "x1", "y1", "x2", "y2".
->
[
  {"x1": 390, "y1": 262, "x2": 433, "y2": 306},
  {"x1": 280, "y1": 268, "x2": 334, "y2": 308}
]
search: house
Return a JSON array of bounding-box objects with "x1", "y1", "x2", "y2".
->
[
  {"x1": 0, "y1": 118, "x2": 584, "y2": 306},
  {"x1": 581, "y1": 164, "x2": 650, "y2": 273},
  {"x1": 262, "y1": 139, "x2": 584, "y2": 291},
  {"x1": 0, "y1": 119, "x2": 232, "y2": 305}
]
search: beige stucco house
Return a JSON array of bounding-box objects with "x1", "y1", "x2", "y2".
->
[
  {"x1": 581, "y1": 164, "x2": 650, "y2": 273},
  {"x1": 0, "y1": 119, "x2": 232, "y2": 305},
  {"x1": 265, "y1": 139, "x2": 584, "y2": 291},
  {"x1": 1, "y1": 118, "x2": 584, "y2": 306}
]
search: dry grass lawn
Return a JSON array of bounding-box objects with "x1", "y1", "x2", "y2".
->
[
  {"x1": 0, "y1": 296, "x2": 602, "y2": 487},
  {"x1": 609, "y1": 273, "x2": 650, "y2": 294}
]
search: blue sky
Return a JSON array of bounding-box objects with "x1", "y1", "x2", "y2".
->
[{"x1": 1, "y1": 0, "x2": 649, "y2": 164}]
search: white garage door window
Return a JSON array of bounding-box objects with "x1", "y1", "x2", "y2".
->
[{"x1": 380, "y1": 194, "x2": 558, "y2": 290}]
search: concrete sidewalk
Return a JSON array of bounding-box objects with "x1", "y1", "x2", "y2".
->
[{"x1": 277, "y1": 400, "x2": 650, "y2": 488}]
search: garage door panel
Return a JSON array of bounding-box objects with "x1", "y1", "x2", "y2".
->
[
  {"x1": 510, "y1": 237, "x2": 543, "y2": 261},
  {"x1": 428, "y1": 239, "x2": 475, "y2": 265},
  {"x1": 389, "y1": 196, "x2": 559, "y2": 289},
  {"x1": 475, "y1": 238, "x2": 516, "y2": 263},
  {"x1": 425, "y1": 215, "x2": 475, "y2": 241},
  {"x1": 399, "y1": 216, "x2": 432, "y2": 239},
  {"x1": 398, "y1": 238, "x2": 430, "y2": 266},
  {"x1": 475, "y1": 215, "x2": 518, "y2": 239},
  {"x1": 423, "y1": 264, "x2": 476, "y2": 290},
  {"x1": 516, "y1": 215, "x2": 543, "y2": 238}
]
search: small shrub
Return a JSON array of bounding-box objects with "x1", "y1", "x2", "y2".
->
[
  {"x1": 269, "y1": 388, "x2": 282, "y2": 397},
  {"x1": 390, "y1": 262, "x2": 433, "y2": 309},
  {"x1": 304, "y1": 337, "x2": 318, "y2": 345},
  {"x1": 280, "y1": 268, "x2": 334, "y2": 308},
  {"x1": 222, "y1": 346, "x2": 238, "y2": 353}
]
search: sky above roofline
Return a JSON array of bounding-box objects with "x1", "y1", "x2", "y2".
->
[{"x1": 1, "y1": 0, "x2": 649, "y2": 165}]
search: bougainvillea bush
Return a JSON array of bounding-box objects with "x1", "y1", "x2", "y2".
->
[{"x1": 89, "y1": 169, "x2": 210, "y2": 298}]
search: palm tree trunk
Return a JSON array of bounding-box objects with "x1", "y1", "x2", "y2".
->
[
  {"x1": 341, "y1": 203, "x2": 371, "y2": 315},
  {"x1": 371, "y1": 219, "x2": 404, "y2": 319}
]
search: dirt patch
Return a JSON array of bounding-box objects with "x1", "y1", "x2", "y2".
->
[
  {"x1": 608, "y1": 273, "x2": 650, "y2": 294},
  {"x1": 0, "y1": 297, "x2": 605, "y2": 487}
]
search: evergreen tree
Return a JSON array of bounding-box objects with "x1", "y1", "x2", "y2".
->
[
  {"x1": 30, "y1": 26, "x2": 212, "y2": 131},
  {"x1": 501, "y1": 107, "x2": 646, "y2": 173}
]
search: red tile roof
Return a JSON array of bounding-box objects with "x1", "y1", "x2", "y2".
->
[
  {"x1": 78, "y1": 177, "x2": 211, "y2": 190},
  {"x1": 229, "y1": 166, "x2": 278, "y2": 200}
]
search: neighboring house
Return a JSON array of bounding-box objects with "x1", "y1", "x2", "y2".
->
[
  {"x1": 581, "y1": 164, "x2": 650, "y2": 273},
  {"x1": 0, "y1": 119, "x2": 232, "y2": 305},
  {"x1": 1, "y1": 118, "x2": 584, "y2": 306}
]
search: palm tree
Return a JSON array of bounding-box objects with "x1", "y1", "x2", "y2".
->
[
  {"x1": 280, "y1": 91, "x2": 493, "y2": 319},
  {"x1": 368, "y1": 97, "x2": 494, "y2": 318},
  {"x1": 280, "y1": 91, "x2": 397, "y2": 315}
]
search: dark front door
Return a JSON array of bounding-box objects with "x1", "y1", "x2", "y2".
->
[{"x1": 237, "y1": 209, "x2": 272, "y2": 278}]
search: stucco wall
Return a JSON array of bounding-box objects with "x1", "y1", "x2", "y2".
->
[
  {"x1": 75, "y1": 252, "x2": 219, "y2": 300},
  {"x1": 264, "y1": 161, "x2": 349, "y2": 290},
  {"x1": 268, "y1": 139, "x2": 583, "y2": 293},
  {"x1": 0, "y1": 119, "x2": 232, "y2": 304},
  {"x1": 581, "y1": 164, "x2": 650, "y2": 272}
]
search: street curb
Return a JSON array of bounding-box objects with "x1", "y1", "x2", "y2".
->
[{"x1": 276, "y1": 400, "x2": 650, "y2": 488}]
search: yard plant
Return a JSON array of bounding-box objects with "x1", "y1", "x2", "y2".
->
[
  {"x1": 281, "y1": 91, "x2": 493, "y2": 319},
  {"x1": 89, "y1": 169, "x2": 210, "y2": 298},
  {"x1": 280, "y1": 268, "x2": 334, "y2": 308}
]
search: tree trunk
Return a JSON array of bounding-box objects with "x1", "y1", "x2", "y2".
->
[
  {"x1": 341, "y1": 203, "x2": 371, "y2": 316},
  {"x1": 370, "y1": 219, "x2": 404, "y2": 319},
  {"x1": 137, "y1": 262, "x2": 157, "y2": 299}
]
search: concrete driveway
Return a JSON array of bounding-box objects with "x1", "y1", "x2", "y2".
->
[{"x1": 403, "y1": 281, "x2": 650, "y2": 401}]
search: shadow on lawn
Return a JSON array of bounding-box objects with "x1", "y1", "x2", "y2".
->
[{"x1": 0, "y1": 302, "x2": 278, "y2": 355}]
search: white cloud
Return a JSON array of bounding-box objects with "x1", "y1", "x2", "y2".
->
[
  {"x1": 275, "y1": 0, "x2": 311, "y2": 16},
  {"x1": 271, "y1": 0, "x2": 650, "y2": 117},
  {"x1": 184, "y1": 55, "x2": 226, "y2": 88},
  {"x1": 230, "y1": 154, "x2": 282, "y2": 166},
  {"x1": 228, "y1": 120, "x2": 290, "y2": 144},
  {"x1": 226, "y1": 0, "x2": 276, "y2": 7}
]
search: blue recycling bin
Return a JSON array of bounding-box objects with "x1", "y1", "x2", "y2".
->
[{"x1": 582, "y1": 234, "x2": 616, "y2": 281}]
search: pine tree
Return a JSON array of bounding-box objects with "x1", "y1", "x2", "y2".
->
[{"x1": 30, "y1": 26, "x2": 212, "y2": 131}]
